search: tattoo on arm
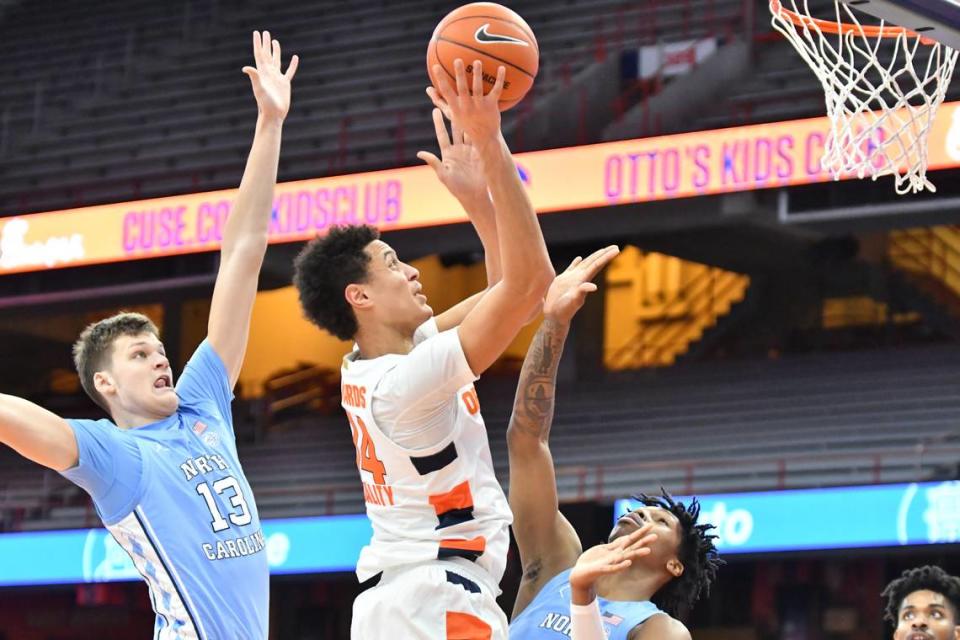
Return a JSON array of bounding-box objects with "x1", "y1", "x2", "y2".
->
[{"x1": 509, "y1": 318, "x2": 570, "y2": 441}]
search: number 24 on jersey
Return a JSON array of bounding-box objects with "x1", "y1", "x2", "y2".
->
[{"x1": 347, "y1": 412, "x2": 387, "y2": 485}]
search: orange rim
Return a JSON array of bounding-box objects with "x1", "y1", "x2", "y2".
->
[{"x1": 770, "y1": 0, "x2": 935, "y2": 43}]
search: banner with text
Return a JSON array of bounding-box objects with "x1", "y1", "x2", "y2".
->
[
  {"x1": 615, "y1": 480, "x2": 960, "y2": 554},
  {"x1": 5, "y1": 102, "x2": 960, "y2": 276}
]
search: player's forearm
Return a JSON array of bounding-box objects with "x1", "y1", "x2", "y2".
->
[
  {"x1": 460, "y1": 193, "x2": 501, "y2": 285},
  {"x1": 221, "y1": 115, "x2": 284, "y2": 264},
  {"x1": 507, "y1": 317, "x2": 570, "y2": 445},
  {"x1": 0, "y1": 394, "x2": 77, "y2": 471},
  {"x1": 476, "y1": 134, "x2": 552, "y2": 295}
]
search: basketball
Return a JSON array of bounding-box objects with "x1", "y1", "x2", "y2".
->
[{"x1": 427, "y1": 2, "x2": 539, "y2": 111}]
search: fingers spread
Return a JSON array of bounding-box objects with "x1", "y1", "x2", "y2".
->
[
  {"x1": 432, "y1": 64, "x2": 457, "y2": 104},
  {"x1": 489, "y1": 65, "x2": 506, "y2": 100},
  {"x1": 580, "y1": 246, "x2": 620, "y2": 278},
  {"x1": 431, "y1": 108, "x2": 451, "y2": 150},
  {"x1": 454, "y1": 58, "x2": 469, "y2": 97},
  {"x1": 604, "y1": 559, "x2": 632, "y2": 573},
  {"x1": 416, "y1": 151, "x2": 442, "y2": 173},
  {"x1": 252, "y1": 31, "x2": 264, "y2": 67},
  {"x1": 565, "y1": 256, "x2": 583, "y2": 272},
  {"x1": 284, "y1": 54, "x2": 300, "y2": 80},
  {"x1": 472, "y1": 59, "x2": 483, "y2": 98},
  {"x1": 624, "y1": 523, "x2": 655, "y2": 544}
]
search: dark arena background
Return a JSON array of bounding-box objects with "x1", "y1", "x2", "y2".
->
[{"x1": 1, "y1": 0, "x2": 959, "y2": 638}]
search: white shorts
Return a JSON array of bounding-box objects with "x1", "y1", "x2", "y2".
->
[{"x1": 351, "y1": 559, "x2": 509, "y2": 639}]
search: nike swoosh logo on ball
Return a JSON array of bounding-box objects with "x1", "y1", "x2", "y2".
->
[{"x1": 474, "y1": 23, "x2": 529, "y2": 46}]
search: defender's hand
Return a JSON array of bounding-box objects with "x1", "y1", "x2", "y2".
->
[
  {"x1": 242, "y1": 30, "x2": 298, "y2": 122},
  {"x1": 543, "y1": 246, "x2": 620, "y2": 324}
]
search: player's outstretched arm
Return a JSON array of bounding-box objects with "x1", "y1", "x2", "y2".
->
[
  {"x1": 508, "y1": 246, "x2": 619, "y2": 617},
  {"x1": 431, "y1": 59, "x2": 554, "y2": 374},
  {"x1": 417, "y1": 101, "x2": 501, "y2": 332},
  {"x1": 208, "y1": 31, "x2": 298, "y2": 387},
  {"x1": 0, "y1": 394, "x2": 77, "y2": 471}
]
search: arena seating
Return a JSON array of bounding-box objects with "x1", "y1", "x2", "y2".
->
[
  {"x1": 247, "y1": 343, "x2": 960, "y2": 518},
  {"x1": 676, "y1": 0, "x2": 960, "y2": 135},
  {"x1": 4, "y1": 343, "x2": 957, "y2": 529},
  {"x1": 0, "y1": 0, "x2": 745, "y2": 214}
]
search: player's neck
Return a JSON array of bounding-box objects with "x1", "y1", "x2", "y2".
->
[
  {"x1": 594, "y1": 569, "x2": 665, "y2": 603},
  {"x1": 354, "y1": 324, "x2": 416, "y2": 360},
  {"x1": 109, "y1": 406, "x2": 165, "y2": 430}
]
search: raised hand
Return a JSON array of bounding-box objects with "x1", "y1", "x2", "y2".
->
[
  {"x1": 431, "y1": 59, "x2": 505, "y2": 145},
  {"x1": 543, "y1": 246, "x2": 620, "y2": 324},
  {"x1": 569, "y1": 524, "x2": 658, "y2": 598},
  {"x1": 242, "y1": 30, "x2": 299, "y2": 122},
  {"x1": 417, "y1": 107, "x2": 488, "y2": 206}
]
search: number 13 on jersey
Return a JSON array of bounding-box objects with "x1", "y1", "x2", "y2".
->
[{"x1": 347, "y1": 412, "x2": 387, "y2": 485}]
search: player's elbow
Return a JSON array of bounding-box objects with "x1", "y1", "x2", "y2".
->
[
  {"x1": 507, "y1": 421, "x2": 548, "y2": 450},
  {"x1": 515, "y1": 264, "x2": 554, "y2": 305},
  {"x1": 221, "y1": 235, "x2": 268, "y2": 268}
]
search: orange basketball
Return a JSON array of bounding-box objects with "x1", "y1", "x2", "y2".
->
[{"x1": 427, "y1": 2, "x2": 539, "y2": 111}]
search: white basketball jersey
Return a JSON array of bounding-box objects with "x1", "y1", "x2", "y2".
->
[{"x1": 340, "y1": 322, "x2": 511, "y2": 585}]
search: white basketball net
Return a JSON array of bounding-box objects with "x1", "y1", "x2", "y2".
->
[{"x1": 770, "y1": 0, "x2": 959, "y2": 194}]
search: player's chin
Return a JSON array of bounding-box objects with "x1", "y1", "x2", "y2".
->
[
  {"x1": 607, "y1": 523, "x2": 629, "y2": 543},
  {"x1": 157, "y1": 393, "x2": 179, "y2": 415}
]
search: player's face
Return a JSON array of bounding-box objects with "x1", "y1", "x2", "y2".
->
[
  {"x1": 609, "y1": 505, "x2": 683, "y2": 570},
  {"x1": 362, "y1": 240, "x2": 432, "y2": 331},
  {"x1": 893, "y1": 590, "x2": 959, "y2": 640},
  {"x1": 101, "y1": 333, "x2": 178, "y2": 419}
]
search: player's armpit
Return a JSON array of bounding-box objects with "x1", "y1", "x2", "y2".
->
[
  {"x1": 0, "y1": 394, "x2": 78, "y2": 471},
  {"x1": 628, "y1": 614, "x2": 692, "y2": 640},
  {"x1": 510, "y1": 506, "x2": 582, "y2": 618}
]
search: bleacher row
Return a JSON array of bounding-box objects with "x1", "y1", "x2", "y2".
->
[
  {"x1": 5, "y1": 0, "x2": 957, "y2": 215},
  {"x1": 2, "y1": 343, "x2": 957, "y2": 530},
  {"x1": 0, "y1": 0, "x2": 745, "y2": 214}
]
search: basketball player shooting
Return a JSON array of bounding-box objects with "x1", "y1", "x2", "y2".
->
[
  {"x1": 506, "y1": 252, "x2": 723, "y2": 639},
  {"x1": 292, "y1": 58, "x2": 553, "y2": 639},
  {"x1": 0, "y1": 32, "x2": 297, "y2": 639}
]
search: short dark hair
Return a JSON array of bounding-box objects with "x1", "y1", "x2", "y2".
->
[
  {"x1": 293, "y1": 225, "x2": 379, "y2": 341},
  {"x1": 72, "y1": 312, "x2": 160, "y2": 412},
  {"x1": 634, "y1": 490, "x2": 724, "y2": 617},
  {"x1": 882, "y1": 565, "x2": 960, "y2": 623}
]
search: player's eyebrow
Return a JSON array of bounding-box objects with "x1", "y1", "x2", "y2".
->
[
  {"x1": 382, "y1": 250, "x2": 397, "y2": 262},
  {"x1": 127, "y1": 340, "x2": 165, "y2": 352}
]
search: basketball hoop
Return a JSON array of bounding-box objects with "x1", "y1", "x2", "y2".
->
[{"x1": 770, "y1": 0, "x2": 959, "y2": 194}]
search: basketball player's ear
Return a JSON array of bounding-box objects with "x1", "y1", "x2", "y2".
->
[
  {"x1": 666, "y1": 558, "x2": 684, "y2": 578},
  {"x1": 345, "y1": 283, "x2": 372, "y2": 311},
  {"x1": 93, "y1": 370, "x2": 118, "y2": 400}
]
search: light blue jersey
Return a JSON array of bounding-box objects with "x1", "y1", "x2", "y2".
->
[
  {"x1": 510, "y1": 569, "x2": 663, "y2": 639},
  {"x1": 61, "y1": 340, "x2": 268, "y2": 640}
]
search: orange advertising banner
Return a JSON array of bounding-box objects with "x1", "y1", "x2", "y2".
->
[{"x1": 4, "y1": 102, "x2": 960, "y2": 276}]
